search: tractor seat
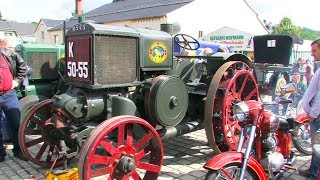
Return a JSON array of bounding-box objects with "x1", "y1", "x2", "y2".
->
[{"x1": 186, "y1": 82, "x2": 207, "y2": 95}]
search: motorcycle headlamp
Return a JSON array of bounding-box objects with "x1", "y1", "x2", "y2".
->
[{"x1": 232, "y1": 102, "x2": 249, "y2": 122}]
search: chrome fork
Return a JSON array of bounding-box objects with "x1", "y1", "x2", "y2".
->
[{"x1": 239, "y1": 125, "x2": 256, "y2": 180}]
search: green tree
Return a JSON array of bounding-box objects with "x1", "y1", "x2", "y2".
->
[
  {"x1": 113, "y1": 0, "x2": 125, "y2": 2},
  {"x1": 273, "y1": 17, "x2": 301, "y2": 37},
  {"x1": 301, "y1": 27, "x2": 320, "y2": 40}
]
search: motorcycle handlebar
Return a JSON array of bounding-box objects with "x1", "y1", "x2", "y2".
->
[
  {"x1": 278, "y1": 99, "x2": 293, "y2": 104},
  {"x1": 263, "y1": 99, "x2": 293, "y2": 106}
]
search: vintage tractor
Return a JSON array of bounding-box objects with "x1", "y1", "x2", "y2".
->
[{"x1": 19, "y1": 22, "x2": 259, "y2": 179}]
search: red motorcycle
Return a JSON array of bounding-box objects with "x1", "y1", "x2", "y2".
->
[
  {"x1": 204, "y1": 100, "x2": 297, "y2": 180},
  {"x1": 293, "y1": 113, "x2": 312, "y2": 155}
]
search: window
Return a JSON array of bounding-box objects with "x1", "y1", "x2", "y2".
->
[
  {"x1": 41, "y1": 31, "x2": 45, "y2": 41},
  {"x1": 54, "y1": 35, "x2": 58, "y2": 44},
  {"x1": 267, "y1": 40, "x2": 276, "y2": 48},
  {"x1": 4, "y1": 32, "x2": 13, "y2": 36}
]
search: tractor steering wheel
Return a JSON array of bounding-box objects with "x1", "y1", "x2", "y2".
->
[{"x1": 174, "y1": 34, "x2": 200, "y2": 50}]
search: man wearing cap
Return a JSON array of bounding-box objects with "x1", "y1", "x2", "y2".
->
[
  {"x1": 291, "y1": 71, "x2": 307, "y2": 107},
  {"x1": 275, "y1": 71, "x2": 306, "y2": 115},
  {"x1": 0, "y1": 38, "x2": 28, "y2": 161}
]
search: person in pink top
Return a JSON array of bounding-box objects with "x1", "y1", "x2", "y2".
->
[{"x1": 305, "y1": 60, "x2": 314, "y2": 86}]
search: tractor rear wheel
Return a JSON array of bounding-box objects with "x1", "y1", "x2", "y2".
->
[
  {"x1": 205, "y1": 61, "x2": 259, "y2": 153},
  {"x1": 18, "y1": 99, "x2": 76, "y2": 167},
  {"x1": 78, "y1": 115, "x2": 163, "y2": 180}
]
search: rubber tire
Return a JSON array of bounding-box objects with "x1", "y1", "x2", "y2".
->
[{"x1": 292, "y1": 123, "x2": 312, "y2": 155}]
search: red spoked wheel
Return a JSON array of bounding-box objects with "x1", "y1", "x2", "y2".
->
[
  {"x1": 19, "y1": 99, "x2": 76, "y2": 167},
  {"x1": 78, "y1": 115, "x2": 163, "y2": 180},
  {"x1": 205, "y1": 61, "x2": 259, "y2": 153}
]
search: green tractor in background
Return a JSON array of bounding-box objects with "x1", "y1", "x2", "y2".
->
[
  {"x1": 16, "y1": 44, "x2": 66, "y2": 97},
  {"x1": 2, "y1": 43, "x2": 67, "y2": 141},
  {"x1": 15, "y1": 43, "x2": 67, "y2": 117}
]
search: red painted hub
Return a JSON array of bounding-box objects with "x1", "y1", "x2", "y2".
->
[{"x1": 78, "y1": 116, "x2": 163, "y2": 180}]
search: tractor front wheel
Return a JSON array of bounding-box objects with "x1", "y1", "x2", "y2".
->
[{"x1": 78, "y1": 115, "x2": 163, "y2": 180}]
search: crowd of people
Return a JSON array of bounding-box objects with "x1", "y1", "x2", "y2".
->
[
  {"x1": 274, "y1": 56, "x2": 320, "y2": 117},
  {"x1": 292, "y1": 57, "x2": 319, "y2": 86}
]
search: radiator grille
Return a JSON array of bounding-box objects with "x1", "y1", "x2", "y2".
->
[
  {"x1": 94, "y1": 36, "x2": 137, "y2": 85},
  {"x1": 27, "y1": 52, "x2": 58, "y2": 79}
]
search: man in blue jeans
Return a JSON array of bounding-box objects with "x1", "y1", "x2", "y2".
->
[
  {"x1": 0, "y1": 38, "x2": 28, "y2": 161},
  {"x1": 300, "y1": 38, "x2": 320, "y2": 179}
]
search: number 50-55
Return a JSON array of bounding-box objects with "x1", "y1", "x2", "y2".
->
[{"x1": 67, "y1": 61, "x2": 89, "y2": 78}]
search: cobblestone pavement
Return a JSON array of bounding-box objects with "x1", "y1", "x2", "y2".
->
[{"x1": 0, "y1": 129, "x2": 312, "y2": 180}]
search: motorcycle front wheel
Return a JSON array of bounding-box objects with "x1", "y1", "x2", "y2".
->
[
  {"x1": 292, "y1": 122, "x2": 312, "y2": 155},
  {"x1": 205, "y1": 163, "x2": 258, "y2": 180}
]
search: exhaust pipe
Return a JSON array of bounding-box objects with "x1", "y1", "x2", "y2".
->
[{"x1": 158, "y1": 121, "x2": 202, "y2": 140}]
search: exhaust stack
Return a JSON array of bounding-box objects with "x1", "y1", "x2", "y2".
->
[
  {"x1": 75, "y1": 0, "x2": 83, "y2": 16},
  {"x1": 75, "y1": 0, "x2": 85, "y2": 23}
]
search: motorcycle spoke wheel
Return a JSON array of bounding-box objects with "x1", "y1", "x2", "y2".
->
[
  {"x1": 293, "y1": 123, "x2": 312, "y2": 155},
  {"x1": 19, "y1": 99, "x2": 75, "y2": 167},
  {"x1": 78, "y1": 115, "x2": 163, "y2": 180},
  {"x1": 205, "y1": 61, "x2": 259, "y2": 153}
]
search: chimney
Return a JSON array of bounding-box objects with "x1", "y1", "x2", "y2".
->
[
  {"x1": 198, "y1": 31, "x2": 203, "y2": 38},
  {"x1": 75, "y1": 0, "x2": 83, "y2": 16}
]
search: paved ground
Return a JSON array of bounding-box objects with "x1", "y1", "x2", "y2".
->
[{"x1": 0, "y1": 129, "x2": 312, "y2": 180}]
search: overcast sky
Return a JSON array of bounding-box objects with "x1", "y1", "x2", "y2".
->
[
  {"x1": 0, "y1": 0, "x2": 112, "y2": 22},
  {"x1": 0, "y1": 0, "x2": 319, "y2": 30},
  {"x1": 248, "y1": 0, "x2": 319, "y2": 30}
]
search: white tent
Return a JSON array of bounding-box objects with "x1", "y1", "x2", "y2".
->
[
  {"x1": 293, "y1": 40, "x2": 312, "y2": 51},
  {"x1": 167, "y1": 0, "x2": 268, "y2": 38},
  {"x1": 201, "y1": 26, "x2": 255, "y2": 52}
]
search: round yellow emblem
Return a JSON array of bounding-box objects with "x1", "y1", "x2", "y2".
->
[{"x1": 149, "y1": 42, "x2": 167, "y2": 63}]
